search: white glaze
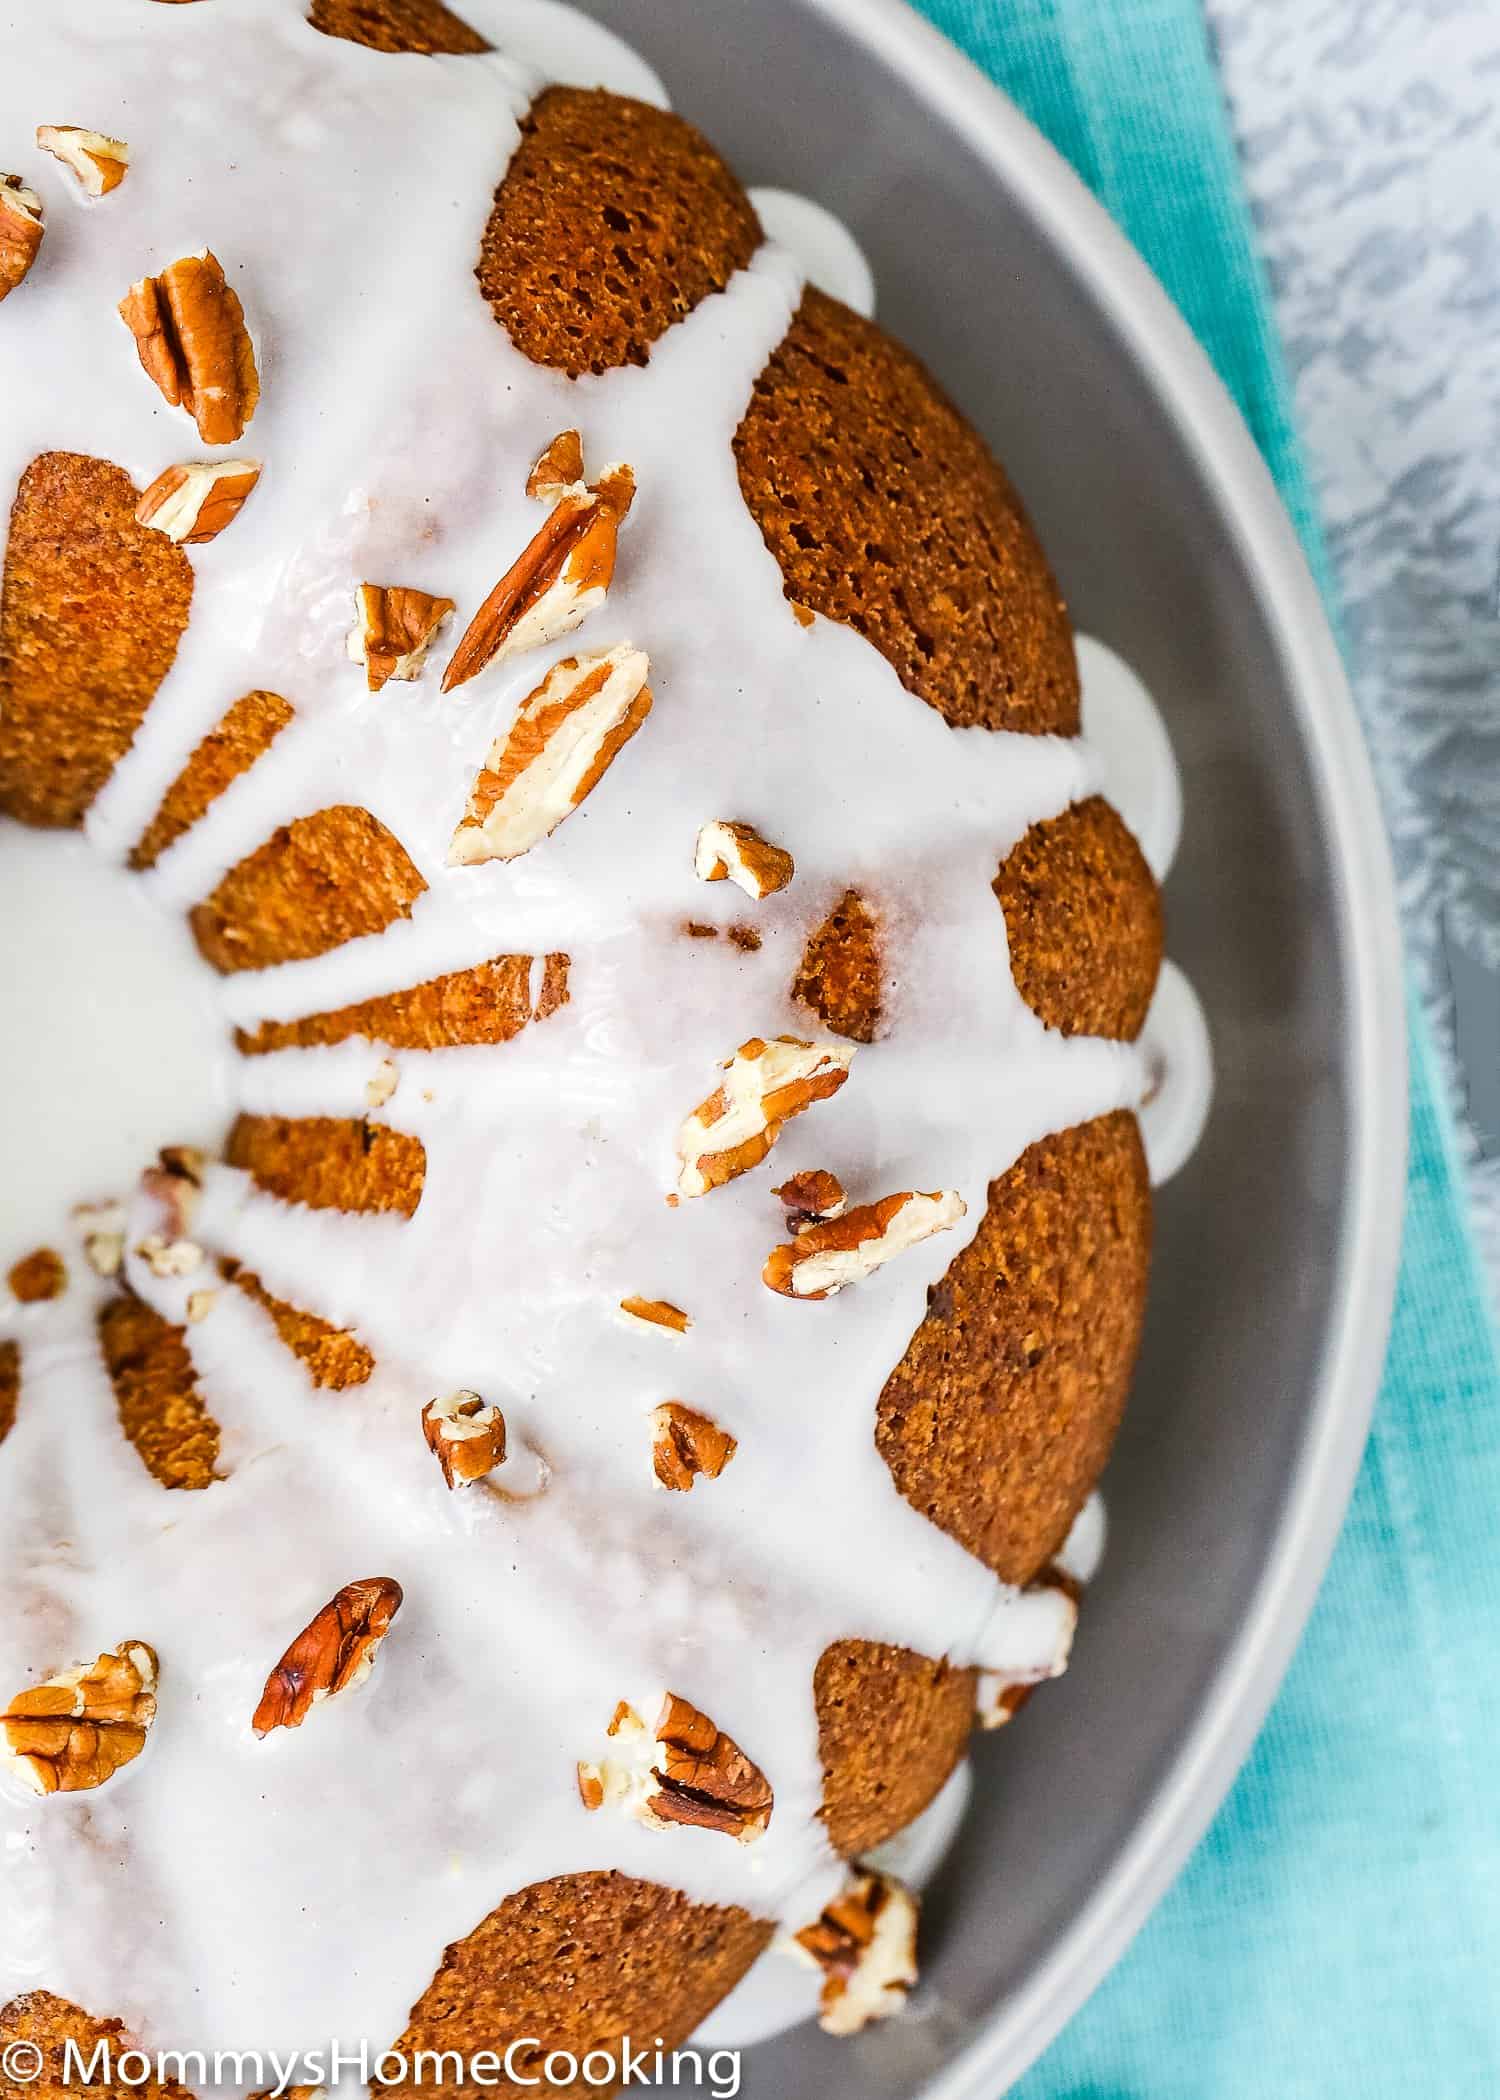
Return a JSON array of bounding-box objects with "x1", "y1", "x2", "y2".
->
[
  {"x1": 1138, "y1": 961, "x2": 1214, "y2": 1187},
  {"x1": 0, "y1": 0, "x2": 1192, "y2": 2065},
  {"x1": 747, "y1": 188, "x2": 876, "y2": 318},
  {"x1": 1076, "y1": 635, "x2": 1183, "y2": 882}
]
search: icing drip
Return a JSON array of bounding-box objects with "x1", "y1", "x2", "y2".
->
[{"x1": 0, "y1": 0, "x2": 1192, "y2": 2063}]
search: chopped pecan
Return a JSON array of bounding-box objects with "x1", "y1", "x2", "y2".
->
[
  {"x1": 651, "y1": 1402, "x2": 737, "y2": 1491},
  {"x1": 0, "y1": 177, "x2": 43, "y2": 301},
  {"x1": 974, "y1": 1568, "x2": 1080, "y2": 1729},
  {"x1": 8, "y1": 1247, "x2": 66, "y2": 1303},
  {"x1": 576, "y1": 1694, "x2": 772, "y2": 1842},
  {"x1": 449, "y1": 645, "x2": 651, "y2": 866},
  {"x1": 764, "y1": 1188, "x2": 964, "y2": 1300},
  {"x1": 694, "y1": 820, "x2": 794, "y2": 900},
  {"x1": 36, "y1": 125, "x2": 129, "y2": 196},
  {"x1": 442, "y1": 451, "x2": 635, "y2": 691},
  {"x1": 365, "y1": 1058, "x2": 399, "y2": 1108},
  {"x1": 119, "y1": 250, "x2": 259, "y2": 445},
  {"x1": 2, "y1": 1641, "x2": 158, "y2": 1795},
  {"x1": 792, "y1": 1870, "x2": 919, "y2": 2035},
  {"x1": 422, "y1": 1390, "x2": 507, "y2": 1489},
  {"x1": 73, "y1": 1200, "x2": 127, "y2": 1279},
  {"x1": 526, "y1": 428, "x2": 584, "y2": 501},
  {"x1": 185, "y1": 1288, "x2": 216, "y2": 1324},
  {"x1": 252, "y1": 1577, "x2": 402, "y2": 1734},
  {"x1": 771, "y1": 1168, "x2": 847, "y2": 1230},
  {"x1": 619, "y1": 1295, "x2": 691, "y2": 1337},
  {"x1": 135, "y1": 459, "x2": 260, "y2": 543},
  {"x1": 135, "y1": 1234, "x2": 203, "y2": 1279},
  {"x1": 676, "y1": 1035, "x2": 854, "y2": 1199},
  {"x1": 348, "y1": 584, "x2": 455, "y2": 692}
]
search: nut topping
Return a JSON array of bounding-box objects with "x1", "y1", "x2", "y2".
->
[
  {"x1": 791, "y1": 1870, "x2": 919, "y2": 2035},
  {"x1": 135, "y1": 459, "x2": 261, "y2": 544},
  {"x1": 36, "y1": 125, "x2": 130, "y2": 197},
  {"x1": 763, "y1": 1189, "x2": 965, "y2": 1300},
  {"x1": 2, "y1": 1641, "x2": 158, "y2": 1796},
  {"x1": 694, "y1": 820, "x2": 794, "y2": 900},
  {"x1": 442, "y1": 447, "x2": 636, "y2": 692},
  {"x1": 0, "y1": 177, "x2": 43, "y2": 302},
  {"x1": 7, "y1": 1247, "x2": 66, "y2": 1303},
  {"x1": 119, "y1": 250, "x2": 259, "y2": 445},
  {"x1": 651, "y1": 1402, "x2": 737, "y2": 1492},
  {"x1": 135, "y1": 1234, "x2": 203, "y2": 1280},
  {"x1": 771, "y1": 1168, "x2": 847, "y2": 1230},
  {"x1": 347, "y1": 584, "x2": 455, "y2": 692},
  {"x1": 73, "y1": 1200, "x2": 126, "y2": 1279},
  {"x1": 253, "y1": 1577, "x2": 402, "y2": 1735},
  {"x1": 365, "y1": 1057, "x2": 399, "y2": 1108},
  {"x1": 974, "y1": 1569, "x2": 1080, "y2": 1729},
  {"x1": 526, "y1": 428, "x2": 584, "y2": 501},
  {"x1": 422, "y1": 1390, "x2": 507, "y2": 1490},
  {"x1": 449, "y1": 645, "x2": 652, "y2": 867},
  {"x1": 676, "y1": 1036, "x2": 854, "y2": 1199},
  {"x1": 577, "y1": 1693, "x2": 772, "y2": 1841},
  {"x1": 618, "y1": 1295, "x2": 691, "y2": 1337}
]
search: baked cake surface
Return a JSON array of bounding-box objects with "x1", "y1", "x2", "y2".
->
[{"x1": 0, "y1": 0, "x2": 1162, "y2": 2087}]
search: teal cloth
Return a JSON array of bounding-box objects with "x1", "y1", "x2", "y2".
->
[{"x1": 906, "y1": 0, "x2": 1500, "y2": 2091}]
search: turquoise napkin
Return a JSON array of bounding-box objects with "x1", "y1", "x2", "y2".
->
[{"x1": 908, "y1": 0, "x2": 1500, "y2": 2091}]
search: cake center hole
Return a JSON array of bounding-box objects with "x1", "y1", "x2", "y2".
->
[{"x1": 0, "y1": 821, "x2": 232, "y2": 1279}]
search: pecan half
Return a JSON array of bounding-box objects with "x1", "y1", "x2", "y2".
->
[
  {"x1": 694, "y1": 820, "x2": 794, "y2": 900},
  {"x1": 135, "y1": 459, "x2": 260, "y2": 543},
  {"x1": 676, "y1": 1035, "x2": 854, "y2": 1199},
  {"x1": 526, "y1": 428, "x2": 584, "y2": 501},
  {"x1": 36, "y1": 125, "x2": 129, "y2": 196},
  {"x1": 442, "y1": 453, "x2": 635, "y2": 691},
  {"x1": 449, "y1": 645, "x2": 651, "y2": 866},
  {"x1": 577, "y1": 1694, "x2": 772, "y2": 1842},
  {"x1": 771, "y1": 1168, "x2": 847, "y2": 1230},
  {"x1": 2, "y1": 1641, "x2": 158, "y2": 1795},
  {"x1": 792, "y1": 1870, "x2": 919, "y2": 2035},
  {"x1": 252, "y1": 1577, "x2": 402, "y2": 1735},
  {"x1": 651, "y1": 1402, "x2": 737, "y2": 1491},
  {"x1": 974, "y1": 1568, "x2": 1080, "y2": 1729},
  {"x1": 119, "y1": 250, "x2": 259, "y2": 445},
  {"x1": 618, "y1": 1295, "x2": 691, "y2": 1337},
  {"x1": 763, "y1": 1188, "x2": 965, "y2": 1300},
  {"x1": 0, "y1": 177, "x2": 43, "y2": 301},
  {"x1": 348, "y1": 584, "x2": 455, "y2": 692},
  {"x1": 422, "y1": 1390, "x2": 507, "y2": 1490}
]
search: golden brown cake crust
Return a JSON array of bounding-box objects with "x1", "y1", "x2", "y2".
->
[
  {"x1": 132, "y1": 689, "x2": 293, "y2": 871},
  {"x1": 0, "y1": 1341, "x2": 17, "y2": 1447},
  {"x1": 222, "y1": 1259, "x2": 375, "y2": 1390},
  {"x1": 236, "y1": 953, "x2": 569, "y2": 1055},
  {"x1": 815, "y1": 1639, "x2": 976, "y2": 1856},
  {"x1": 190, "y1": 805, "x2": 427, "y2": 974},
  {"x1": 1, "y1": 1993, "x2": 193, "y2": 2100},
  {"x1": 99, "y1": 1293, "x2": 220, "y2": 1492},
  {"x1": 793, "y1": 888, "x2": 883, "y2": 1044},
  {"x1": 877, "y1": 1110, "x2": 1151, "y2": 1586},
  {"x1": 380, "y1": 1872, "x2": 772, "y2": 2100},
  {"x1": 996, "y1": 794, "x2": 1163, "y2": 1042},
  {"x1": 0, "y1": 454, "x2": 192, "y2": 828},
  {"x1": 478, "y1": 87, "x2": 761, "y2": 378},
  {"x1": 307, "y1": 0, "x2": 489, "y2": 53},
  {"x1": 227, "y1": 1113, "x2": 428, "y2": 1217},
  {"x1": 734, "y1": 287, "x2": 1080, "y2": 736},
  {"x1": 7, "y1": 1248, "x2": 66, "y2": 1303}
]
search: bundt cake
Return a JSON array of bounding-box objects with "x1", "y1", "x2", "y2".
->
[{"x1": 0, "y1": 1, "x2": 1179, "y2": 2091}]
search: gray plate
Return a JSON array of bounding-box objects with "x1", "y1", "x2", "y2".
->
[{"x1": 566, "y1": 0, "x2": 1409, "y2": 2089}]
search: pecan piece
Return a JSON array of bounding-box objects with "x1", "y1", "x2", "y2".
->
[
  {"x1": 442, "y1": 448, "x2": 635, "y2": 691},
  {"x1": 651, "y1": 1402, "x2": 737, "y2": 1491},
  {"x1": 974, "y1": 1568, "x2": 1080, "y2": 1729},
  {"x1": 618, "y1": 1295, "x2": 691, "y2": 1337},
  {"x1": 348, "y1": 584, "x2": 455, "y2": 692},
  {"x1": 2, "y1": 1641, "x2": 158, "y2": 1795},
  {"x1": 252, "y1": 1577, "x2": 402, "y2": 1735},
  {"x1": 135, "y1": 459, "x2": 260, "y2": 543},
  {"x1": 119, "y1": 250, "x2": 259, "y2": 445},
  {"x1": 764, "y1": 1188, "x2": 965, "y2": 1299},
  {"x1": 694, "y1": 820, "x2": 794, "y2": 900},
  {"x1": 792, "y1": 1870, "x2": 919, "y2": 2036},
  {"x1": 676, "y1": 1035, "x2": 854, "y2": 1199},
  {"x1": 449, "y1": 645, "x2": 651, "y2": 866},
  {"x1": 0, "y1": 177, "x2": 43, "y2": 301},
  {"x1": 73, "y1": 1200, "x2": 127, "y2": 1279},
  {"x1": 577, "y1": 1694, "x2": 772, "y2": 1842},
  {"x1": 771, "y1": 1168, "x2": 847, "y2": 1230},
  {"x1": 36, "y1": 125, "x2": 129, "y2": 196},
  {"x1": 526, "y1": 427, "x2": 584, "y2": 501},
  {"x1": 422, "y1": 1390, "x2": 507, "y2": 1489}
]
